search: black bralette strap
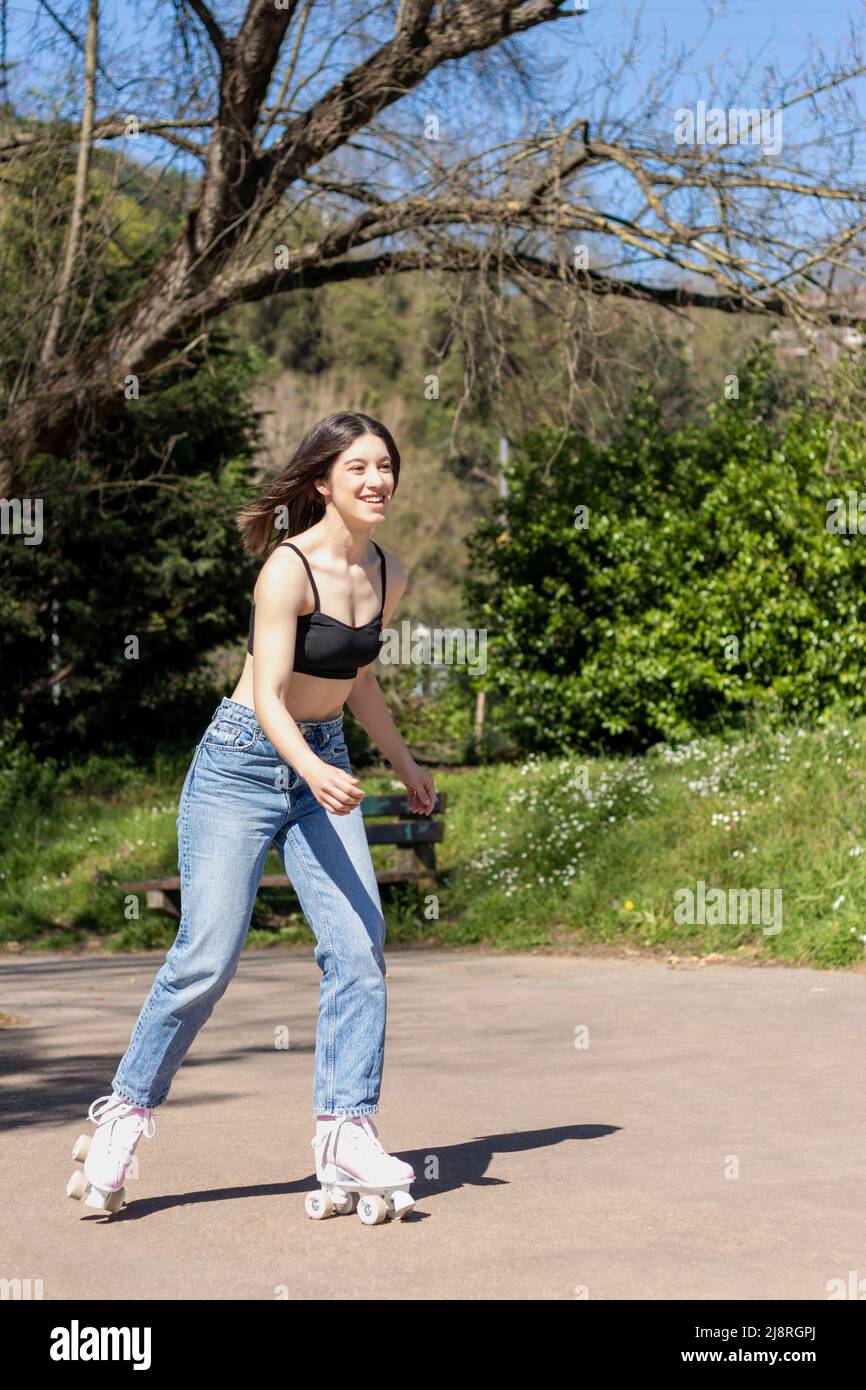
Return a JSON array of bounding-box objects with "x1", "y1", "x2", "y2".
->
[
  {"x1": 280, "y1": 541, "x2": 320, "y2": 612},
  {"x1": 371, "y1": 541, "x2": 387, "y2": 615}
]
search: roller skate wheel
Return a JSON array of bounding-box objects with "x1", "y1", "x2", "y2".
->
[
  {"x1": 357, "y1": 1194, "x2": 388, "y2": 1226},
  {"x1": 71, "y1": 1133, "x2": 91, "y2": 1163},
  {"x1": 389, "y1": 1190, "x2": 415, "y2": 1219},
  {"x1": 66, "y1": 1171, "x2": 87, "y2": 1201},
  {"x1": 305, "y1": 1190, "x2": 335, "y2": 1220},
  {"x1": 83, "y1": 1184, "x2": 125, "y2": 1213},
  {"x1": 332, "y1": 1189, "x2": 358, "y2": 1216}
]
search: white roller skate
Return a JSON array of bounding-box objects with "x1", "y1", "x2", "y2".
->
[
  {"x1": 305, "y1": 1115, "x2": 416, "y2": 1225},
  {"x1": 66, "y1": 1093, "x2": 156, "y2": 1214}
]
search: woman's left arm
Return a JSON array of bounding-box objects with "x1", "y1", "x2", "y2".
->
[{"x1": 346, "y1": 555, "x2": 436, "y2": 816}]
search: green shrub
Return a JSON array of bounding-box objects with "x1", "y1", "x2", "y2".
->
[
  {"x1": 0, "y1": 332, "x2": 262, "y2": 763},
  {"x1": 466, "y1": 343, "x2": 866, "y2": 753},
  {"x1": 0, "y1": 730, "x2": 58, "y2": 817}
]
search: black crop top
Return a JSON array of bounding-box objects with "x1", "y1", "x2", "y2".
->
[{"x1": 247, "y1": 540, "x2": 386, "y2": 680}]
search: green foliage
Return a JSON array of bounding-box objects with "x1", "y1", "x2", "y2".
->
[
  {"x1": 5, "y1": 711, "x2": 866, "y2": 968},
  {"x1": 0, "y1": 128, "x2": 187, "y2": 395},
  {"x1": 0, "y1": 727, "x2": 58, "y2": 818},
  {"x1": 321, "y1": 278, "x2": 409, "y2": 384},
  {"x1": 0, "y1": 332, "x2": 263, "y2": 760},
  {"x1": 436, "y1": 710, "x2": 866, "y2": 966},
  {"x1": 466, "y1": 343, "x2": 866, "y2": 753},
  {"x1": 357, "y1": 661, "x2": 477, "y2": 765}
]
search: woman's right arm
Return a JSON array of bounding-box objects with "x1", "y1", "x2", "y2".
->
[{"x1": 251, "y1": 551, "x2": 364, "y2": 816}]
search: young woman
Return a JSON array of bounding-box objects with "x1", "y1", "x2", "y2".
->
[{"x1": 66, "y1": 411, "x2": 436, "y2": 1225}]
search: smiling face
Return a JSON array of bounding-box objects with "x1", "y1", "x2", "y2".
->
[{"x1": 316, "y1": 432, "x2": 395, "y2": 527}]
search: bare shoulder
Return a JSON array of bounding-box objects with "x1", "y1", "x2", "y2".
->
[
  {"x1": 254, "y1": 540, "x2": 310, "y2": 613},
  {"x1": 375, "y1": 543, "x2": 408, "y2": 592},
  {"x1": 375, "y1": 544, "x2": 408, "y2": 626}
]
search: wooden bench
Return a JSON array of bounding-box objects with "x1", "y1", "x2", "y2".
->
[{"x1": 119, "y1": 792, "x2": 447, "y2": 919}]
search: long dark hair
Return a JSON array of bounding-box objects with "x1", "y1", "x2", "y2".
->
[{"x1": 237, "y1": 411, "x2": 401, "y2": 557}]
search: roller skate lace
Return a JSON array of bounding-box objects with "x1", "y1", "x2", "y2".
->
[
  {"x1": 88, "y1": 1093, "x2": 157, "y2": 1139},
  {"x1": 357, "y1": 1118, "x2": 384, "y2": 1152}
]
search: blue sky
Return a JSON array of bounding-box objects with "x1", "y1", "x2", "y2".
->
[
  {"x1": 4, "y1": 0, "x2": 863, "y2": 286},
  {"x1": 5, "y1": 1, "x2": 862, "y2": 147}
]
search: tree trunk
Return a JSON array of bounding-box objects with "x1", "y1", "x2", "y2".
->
[
  {"x1": 0, "y1": 1, "x2": 570, "y2": 491},
  {"x1": 40, "y1": 0, "x2": 99, "y2": 369}
]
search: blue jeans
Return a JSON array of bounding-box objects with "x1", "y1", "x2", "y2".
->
[{"x1": 112, "y1": 697, "x2": 387, "y2": 1118}]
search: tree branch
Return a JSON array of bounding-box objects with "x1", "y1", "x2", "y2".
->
[
  {"x1": 4, "y1": 0, "x2": 866, "y2": 491},
  {"x1": 39, "y1": 0, "x2": 99, "y2": 368},
  {"x1": 182, "y1": 0, "x2": 228, "y2": 60},
  {"x1": 203, "y1": 241, "x2": 864, "y2": 326}
]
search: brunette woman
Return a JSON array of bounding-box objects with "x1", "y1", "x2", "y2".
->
[{"x1": 67, "y1": 412, "x2": 435, "y2": 1225}]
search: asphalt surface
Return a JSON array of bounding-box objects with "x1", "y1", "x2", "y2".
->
[{"x1": 1, "y1": 947, "x2": 863, "y2": 1300}]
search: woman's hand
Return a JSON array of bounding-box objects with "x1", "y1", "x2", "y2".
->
[
  {"x1": 398, "y1": 760, "x2": 437, "y2": 816},
  {"x1": 301, "y1": 757, "x2": 365, "y2": 816}
]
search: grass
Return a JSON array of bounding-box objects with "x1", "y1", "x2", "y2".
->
[{"x1": 2, "y1": 712, "x2": 866, "y2": 969}]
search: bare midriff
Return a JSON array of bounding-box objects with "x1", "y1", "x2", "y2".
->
[{"x1": 229, "y1": 652, "x2": 351, "y2": 723}]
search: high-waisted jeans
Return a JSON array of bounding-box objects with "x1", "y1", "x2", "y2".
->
[{"x1": 111, "y1": 697, "x2": 387, "y2": 1118}]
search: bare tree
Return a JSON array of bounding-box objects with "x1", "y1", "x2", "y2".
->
[{"x1": 2, "y1": 0, "x2": 866, "y2": 492}]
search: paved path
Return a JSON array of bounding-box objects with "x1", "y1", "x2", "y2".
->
[{"x1": 1, "y1": 948, "x2": 863, "y2": 1300}]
